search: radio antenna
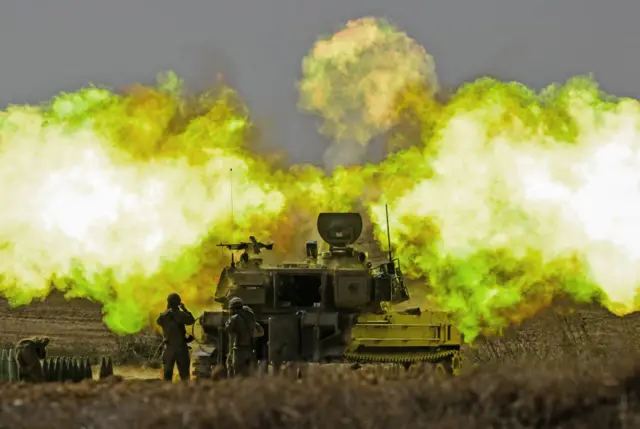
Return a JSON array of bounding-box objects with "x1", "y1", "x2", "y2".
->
[
  {"x1": 385, "y1": 203, "x2": 393, "y2": 263},
  {"x1": 230, "y1": 168, "x2": 235, "y2": 242}
]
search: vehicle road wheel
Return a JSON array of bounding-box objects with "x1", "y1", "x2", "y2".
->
[
  {"x1": 434, "y1": 363, "x2": 448, "y2": 377},
  {"x1": 434, "y1": 358, "x2": 453, "y2": 378},
  {"x1": 451, "y1": 351, "x2": 463, "y2": 376}
]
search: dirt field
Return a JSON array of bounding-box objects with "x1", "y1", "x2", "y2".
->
[
  {"x1": 0, "y1": 291, "x2": 117, "y2": 354},
  {"x1": 3, "y1": 291, "x2": 640, "y2": 427},
  {"x1": 0, "y1": 361, "x2": 639, "y2": 428},
  {"x1": 0, "y1": 291, "x2": 159, "y2": 363}
]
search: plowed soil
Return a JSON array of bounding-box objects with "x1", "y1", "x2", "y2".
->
[{"x1": 0, "y1": 291, "x2": 118, "y2": 355}]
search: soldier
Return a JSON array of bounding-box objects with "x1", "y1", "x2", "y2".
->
[
  {"x1": 224, "y1": 297, "x2": 263, "y2": 378},
  {"x1": 15, "y1": 336, "x2": 50, "y2": 383},
  {"x1": 156, "y1": 293, "x2": 196, "y2": 381}
]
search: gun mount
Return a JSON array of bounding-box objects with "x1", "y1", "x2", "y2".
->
[{"x1": 192, "y1": 210, "x2": 463, "y2": 380}]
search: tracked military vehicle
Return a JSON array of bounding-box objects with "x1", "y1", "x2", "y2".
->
[{"x1": 191, "y1": 211, "x2": 463, "y2": 379}]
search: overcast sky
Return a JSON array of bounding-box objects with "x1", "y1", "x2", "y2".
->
[{"x1": 1, "y1": 0, "x2": 639, "y2": 165}]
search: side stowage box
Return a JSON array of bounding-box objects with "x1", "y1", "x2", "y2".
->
[{"x1": 333, "y1": 269, "x2": 370, "y2": 308}]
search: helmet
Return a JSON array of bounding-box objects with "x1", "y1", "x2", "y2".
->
[
  {"x1": 167, "y1": 293, "x2": 182, "y2": 308},
  {"x1": 228, "y1": 297, "x2": 243, "y2": 310}
]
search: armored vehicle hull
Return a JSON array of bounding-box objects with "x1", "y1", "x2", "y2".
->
[
  {"x1": 344, "y1": 310, "x2": 463, "y2": 375},
  {"x1": 190, "y1": 212, "x2": 463, "y2": 379}
]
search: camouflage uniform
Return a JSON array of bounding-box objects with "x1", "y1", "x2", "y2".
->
[
  {"x1": 156, "y1": 293, "x2": 196, "y2": 381},
  {"x1": 224, "y1": 297, "x2": 261, "y2": 378},
  {"x1": 15, "y1": 336, "x2": 50, "y2": 383}
]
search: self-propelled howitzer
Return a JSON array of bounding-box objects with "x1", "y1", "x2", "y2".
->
[{"x1": 190, "y1": 212, "x2": 462, "y2": 379}]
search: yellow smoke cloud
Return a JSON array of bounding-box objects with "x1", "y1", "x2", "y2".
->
[
  {"x1": 0, "y1": 73, "x2": 288, "y2": 333},
  {"x1": 299, "y1": 18, "x2": 640, "y2": 341},
  {"x1": 298, "y1": 16, "x2": 439, "y2": 146},
  {"x1": 6, "y1": 17, "x2": 640, "y2": 347},
  {"x1": 368, "y1": 77, "x2": 640, "y2": 341}
]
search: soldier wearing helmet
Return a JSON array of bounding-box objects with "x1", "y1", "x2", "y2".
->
[
  {"x1": 156, "y1": 293, "x2": 196, "y2": 381},
  {"x1": 15, "y1": 336, "x2": 50, "y2": 383},
  {"x1": 224, "y1": 296, "x2": 263, "y2": 378}
]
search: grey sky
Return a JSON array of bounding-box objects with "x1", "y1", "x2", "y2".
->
[{"x1": 1, "y1": 0, "x2": 638, "y2": 165}]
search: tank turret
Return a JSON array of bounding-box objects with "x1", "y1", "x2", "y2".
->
[{"x1": 315, "y1": 212, "x2": 410, "y2": 305}]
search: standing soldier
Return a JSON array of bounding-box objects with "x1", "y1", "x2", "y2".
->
[
  {"x1": 15, "y1": 336, "x2": 50, "y2": 383},
  {"x1": 156, "y1": 293, "x2": 196, "y2": 381},
  {"x1": 224, "y1": 297, "x2": 263, "y2": 378}
]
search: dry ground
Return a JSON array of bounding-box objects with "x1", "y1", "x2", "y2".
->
[
  {"x1": 0, "y1": 360, "x2": 640, "y2": 428},
  {"x1": 0, "y1": 291, "x2": 160, "y2": 365},
  {"x1": 2, "y1": 291, "x2": 640, "y2": 427},
  {"x1": 0, "y1": 291, "x2": 116, "y2": 355}
]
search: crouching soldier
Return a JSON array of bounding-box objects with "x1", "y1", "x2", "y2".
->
[
  {"x1": 156, "y1": 293, "x2": 196, "y2": 381},
  {"x1": 224, "y1": 297, "x2": 264, "y2": 378},
  {"x1": 15, "y1": 336, "x2": 50, "y2": 383}
]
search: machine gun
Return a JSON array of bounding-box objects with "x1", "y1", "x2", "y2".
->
[{"x1": 217, "y1": 236, "x2": 274, "y2": 268}]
